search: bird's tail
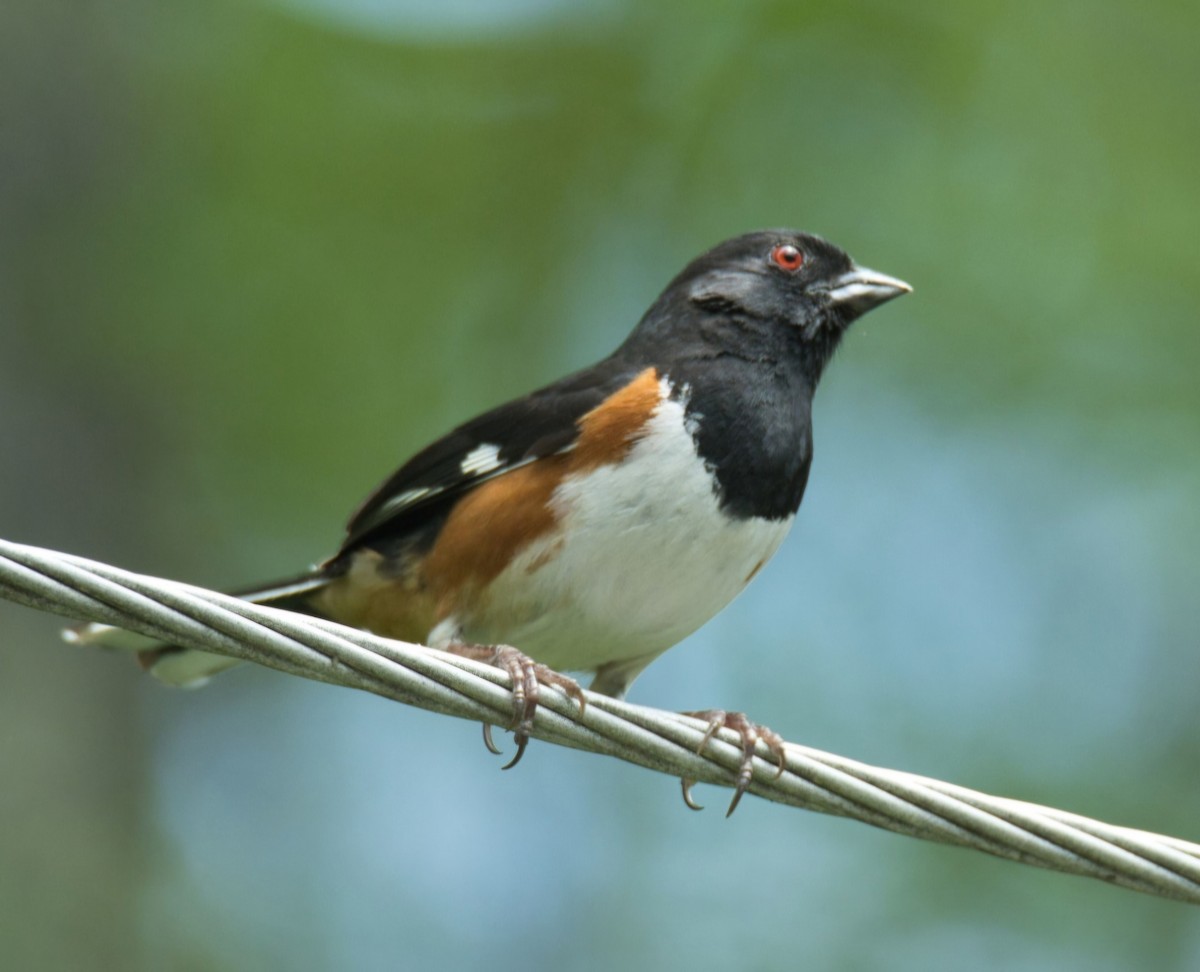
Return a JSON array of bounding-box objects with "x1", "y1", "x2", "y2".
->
[{"x1": 63, "y1": 570, "x2": 333, "y2": 687}]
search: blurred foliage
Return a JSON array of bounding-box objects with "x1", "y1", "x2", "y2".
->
[{"x1": 2, "y1": 0, "x2": 1200, "y2": 968}]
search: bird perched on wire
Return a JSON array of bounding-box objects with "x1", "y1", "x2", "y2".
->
[{"x1": 70, "y1": 229, "x2": 910, "y2": 814}]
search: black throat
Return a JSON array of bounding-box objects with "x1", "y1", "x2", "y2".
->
[{"x1": 620, "y1": 309, "x2": 837, "y2": 521}]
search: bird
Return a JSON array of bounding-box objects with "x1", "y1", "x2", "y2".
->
[{"x1": 69, "y1": 229, "x2": 910, "y2": 814}]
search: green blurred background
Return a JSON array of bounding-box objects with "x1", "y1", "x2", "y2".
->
[{"x1": 3, "y1": 0, "x2": 1200, "y2": 967}]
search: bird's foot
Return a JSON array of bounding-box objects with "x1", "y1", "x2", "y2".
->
[
  {"x1": 680, "y1": 709, "x2": 787, "y2": 817},
  {"x1": 446, "y1": 642, "x2": 585, "y2": 769}
]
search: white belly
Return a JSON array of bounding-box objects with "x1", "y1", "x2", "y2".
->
[{"x1": 461, "y1": 389, "x2": 793, "y2": 675}]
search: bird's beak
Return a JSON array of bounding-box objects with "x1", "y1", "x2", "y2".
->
[{"x1": 826, "y1": 265, "x2": 912, "y2": 317}]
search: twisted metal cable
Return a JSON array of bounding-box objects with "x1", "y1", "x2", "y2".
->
[{"x1": 1, "y1": 536, "x2": 1198, "y2": 904}]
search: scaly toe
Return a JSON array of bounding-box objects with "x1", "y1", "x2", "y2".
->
[
  {"x1": 681, "y1": 709, "x2": 786, "y2": 817},
  {"x1": 447, "y1": 641, "x2": 584, "y2": 768}
]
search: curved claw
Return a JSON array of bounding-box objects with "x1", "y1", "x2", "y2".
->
[
  {"x1": 501, "y1": 733, "x2": 529, "y2": 770},
  {"x1": 767, "y1": 741, "x2": 787, "y2": 780},
  {"x1": 563, "y1": 681, "x2": 587, "y2": 716},
  {"x1": 698, "y1": 715, "x2": 724, "y2": 753},
  {"x1": 683, "y1": 709, "x2": 787, "y2": 817},
  {"x1": 680, "y1": 778, "x2": 704, "y2": 811},
  {"x1": 449, "y1": 641, "x2": 585, "y2": 769},
  {"x1": 725, "y1": 787, "x2": 746, "y2": 818}
]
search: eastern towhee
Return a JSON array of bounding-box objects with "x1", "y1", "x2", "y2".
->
[{"x1": 72, "y1": 229, "x2": 910, "y2": 813}]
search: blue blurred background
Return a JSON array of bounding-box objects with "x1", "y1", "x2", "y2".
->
[{"x1": 3, "y1": 0, "x2": 1200, "y2": 967}]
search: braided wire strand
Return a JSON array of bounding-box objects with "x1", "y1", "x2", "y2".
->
[{"x1": 1, "y1": 537, "x2": 1197, "y2": 904}]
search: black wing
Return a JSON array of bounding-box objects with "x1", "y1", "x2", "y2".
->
[{"x1": 339, "y1": 357, "x2": 640, "y2": 552}]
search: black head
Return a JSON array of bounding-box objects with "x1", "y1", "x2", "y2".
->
[
  {"x1": 620, "y1": 229, "x2": 910, "y2": 380},
  {"x1": 672, "y1": 228, "x2": 909, "y2": 331}
]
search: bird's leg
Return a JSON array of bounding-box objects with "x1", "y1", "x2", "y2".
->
[
  {"x1": 680, "y1": 709, "x2": 787, "y2": 816},
  {"x1": 445, "y1": 642, "x2": 585, "y2": 769}
]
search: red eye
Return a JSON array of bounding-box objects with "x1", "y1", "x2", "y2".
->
[{"x1": 771, "y1": 243, "x2": 804, "y2": 272}]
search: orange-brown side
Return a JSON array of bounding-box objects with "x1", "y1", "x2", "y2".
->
[
  {"x1": 570, "y1": 366, "x2": 663, "y2": 469},
  {"x1": 315, "y1": 367, "x2": 663, "y2": 642}
]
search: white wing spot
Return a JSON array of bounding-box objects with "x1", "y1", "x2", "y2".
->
[
  {"x1": 380, "y1": 487, "x2": 433, "y2": 515},
  {"x1": 460, "y1": 443, "x2": 503, "y2": 477}
]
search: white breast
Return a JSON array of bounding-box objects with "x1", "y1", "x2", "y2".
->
[{"x1": 461, "y1": 379, "x2": 793, "y2": 679}]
